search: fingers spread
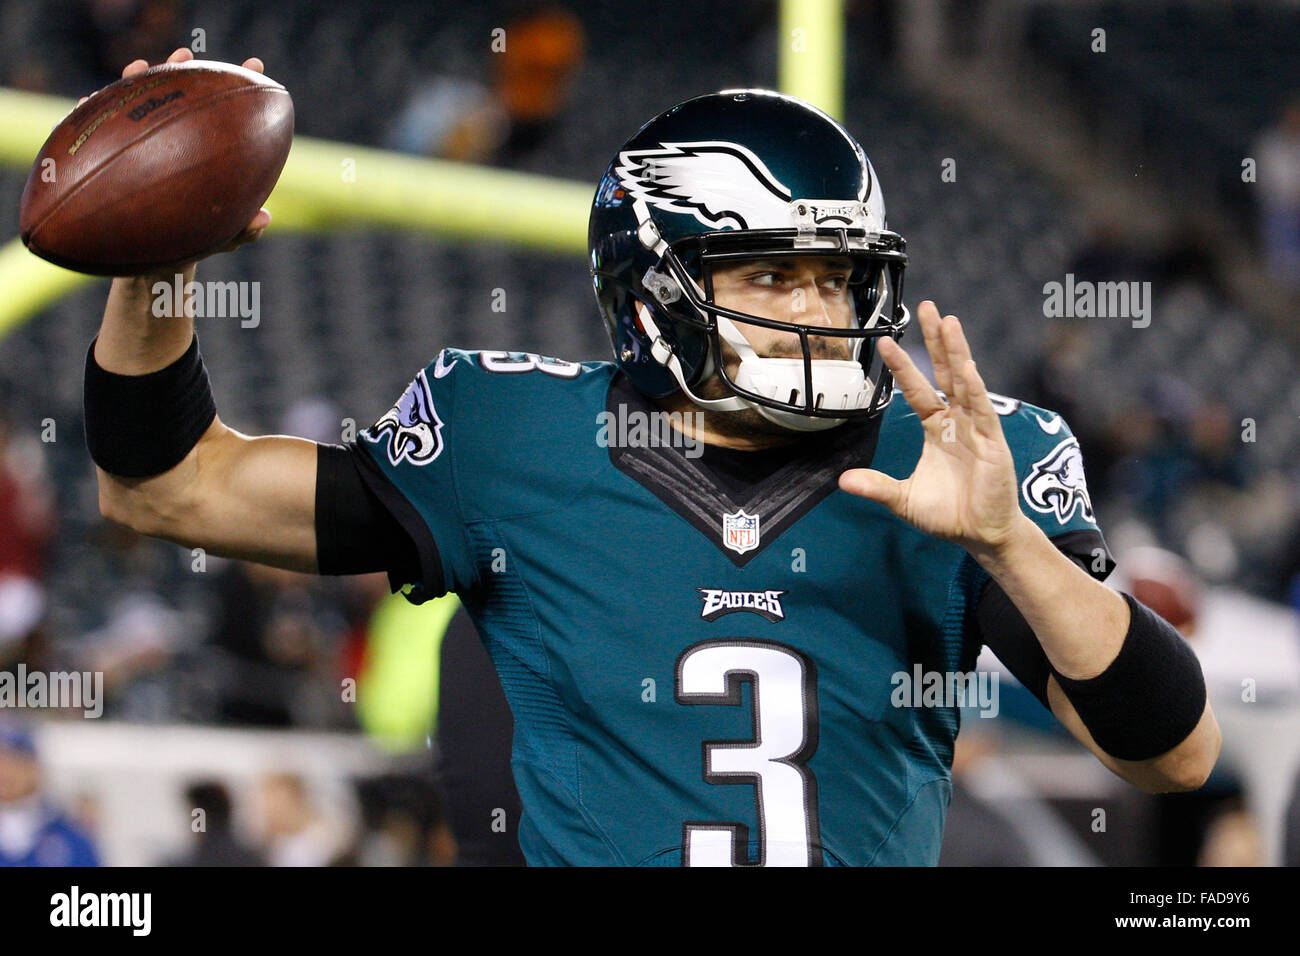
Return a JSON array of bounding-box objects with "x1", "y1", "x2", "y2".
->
[
  {"x1": 917, "y1": 301, "x2": 953, "y2": 396},
  {"x1": 939, "y1": 314, "x2": 974, "y2": 384},
  {"x1": 877, "y1": 336, "x2": 944, "y2": 418},
  {"x1": 961, "y1": 358, "x2": 1002, "y2": 441},
  {"x1": 167, "y1": 48, "x2": 195, "y2": 64}
]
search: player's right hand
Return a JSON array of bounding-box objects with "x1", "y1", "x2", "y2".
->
[{"x1": 78, "y1": 47, "x2": 272, "y2": 262}]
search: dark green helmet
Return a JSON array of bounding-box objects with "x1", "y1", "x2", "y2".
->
[{"x1": 589, "y1": 89, "x2": 908, "y2": 431}]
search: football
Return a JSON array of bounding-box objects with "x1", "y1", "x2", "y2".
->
[{"x1": 18, "y1": 60, "x2": 293, "y2": 276}]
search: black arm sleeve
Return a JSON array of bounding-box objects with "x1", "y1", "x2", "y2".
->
[
  {"x1": 975, "y1": 579, "x2": 1054, "y2": 708},
  {"x1": 974, "y1": 529, "x2": 1113, "y2": 710},
  {"x1": 315, "y1": 442, "x2": 445, "y2": 597}
]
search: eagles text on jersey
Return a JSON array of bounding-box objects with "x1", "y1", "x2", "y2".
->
[{"x1": 357, "y1": 349, "x2": 1110, "y2": 866}]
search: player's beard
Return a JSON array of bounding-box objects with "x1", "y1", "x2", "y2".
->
[{"x1": 688, "y1": 373, "x2": 802, "y2": 444}]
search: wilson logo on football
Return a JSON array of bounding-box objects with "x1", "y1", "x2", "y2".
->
[{"x1": 1022, "y1": 437, "x2": 1095, "y2": 525}]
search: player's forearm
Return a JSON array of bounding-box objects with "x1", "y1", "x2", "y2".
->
[
  {"x1": 94, "y1": 265, "x2": 196, "y2": 374},
  {"x1": 971, "y1": 515, "x2": 1218, "y2": 789},
  {"x1": 968, "y1": 515, "x2": 1128, "y2": 679}
]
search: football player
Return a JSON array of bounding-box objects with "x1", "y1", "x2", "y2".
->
[{"x1": 85, "y1": 49, "x2": 1219, "y2": 866}]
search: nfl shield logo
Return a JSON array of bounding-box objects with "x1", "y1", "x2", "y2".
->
[{"x1": 722, "y1": 509, "x2": 761, "y2": 555}]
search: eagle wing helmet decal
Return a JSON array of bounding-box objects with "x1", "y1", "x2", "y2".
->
[{"x1": 615, "y1": 141, "x2": 798, "y2": 231}]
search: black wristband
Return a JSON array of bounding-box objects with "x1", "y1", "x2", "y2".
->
[
  {"x1": 1050, "y1": 592, "x2": 1207, "y2": 761},
  {"x1": 84, "y1": 334, "x2": 217, "y2": 478}
]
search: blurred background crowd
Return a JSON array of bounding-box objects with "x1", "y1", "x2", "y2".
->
[{"x1": 0, "y1": 0, "x2": 1298, "y2": 866}]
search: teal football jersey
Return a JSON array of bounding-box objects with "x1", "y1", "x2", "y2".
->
[{"x1": 356, "y1": 348, "x2": 1110, "y2": 866}]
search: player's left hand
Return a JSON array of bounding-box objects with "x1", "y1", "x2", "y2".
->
[{"x1": 838, "y1": 301, "x2": 1027, "y2": 556}]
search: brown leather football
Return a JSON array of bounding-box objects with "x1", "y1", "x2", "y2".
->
[{"x1": 19, "y1": 60, "x2": 293, "y2": 277}]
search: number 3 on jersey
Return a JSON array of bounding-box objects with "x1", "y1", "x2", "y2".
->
[{"x1": 675, "y1": 640, "x2": 821, "y2": 866}]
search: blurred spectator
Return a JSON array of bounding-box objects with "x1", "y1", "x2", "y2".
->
[
  {"x1": 166, "y1": 780, "x2": 266, "y2": 867},
  {"x1": 43, "y1": 0, "x2": 182, "y2": 95},
  {"x1": 0, "y1": 721, "x2": 99, "y2": 866},
  {"x1": 1196, "y1": 802, "x2": 1265, "y2": 867},
  {"x1": 344, "y1": 773, "x2": 455, "y2": 867},
  {"x1": 87, "y1": 520, "x2": 190, "y2": 611},
  {"x1": 1069, "y1": 216, "x2": 1153, "y2": 286},
  {"x1": 1253, "y1": 96, "x2": 1300, "y2": 288},
  {"x1": 0, "y1": 411, "x2": 55, "y2": 583},
  {"x1": 83, "y1": 593, "x2": 181, "y2": 721},
  {"x1": 1105, "y1": 381, "x2": 1247, "y2": 548},
  {"x1": 350, "y1": 588, "x2": 523, "y2": 864},
  {"x1": 492, "y1": 4, "x2": 586, "y2": 163},
  {"x1": 0, "y1": 576, "x2": 47, "y2": 671},
  {"x1": 1014, "y1": 323, "x2": 1112, "y2": 477},
  {"x1": 207, "y1": 561, "x2": 350, "y2": 728},
  {"x1": 940, "y1": 724, "x2": 1101, "y2": 866},
  {"x1": 385, "y1": 75, "x2": 509, "y2": 163},
  {"x1": 1015, "y1": 323, "x2": 1090, "y2": 432},
  {"x1": 1151, "y1": 216, "x2": 1225, "y2": 297},
  {"x1": 384, "y1": 4, "x2": 585, "y2": 166},
  {"x1": 256, "y1": 772, "x2": 352, "y2": 867}
]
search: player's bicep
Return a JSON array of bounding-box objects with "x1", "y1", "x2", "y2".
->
[{"x1": 186, "y1": 424, "x2": 320, "y2": 570}]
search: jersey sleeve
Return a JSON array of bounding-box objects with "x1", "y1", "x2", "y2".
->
[
  {"x1": 962, "y1": 397, "x2": 1116, "y2": 708},
  {"x1": 354, "y1": 349, "x2": 480, "y2": 603},
  {"x1": 1002, "y1": 399, "x2": 1115, "y2": 582}
]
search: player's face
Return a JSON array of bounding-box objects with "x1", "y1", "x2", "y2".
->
[{"x1": 709, "y1": 255, "x2": 857, "y2": 362}]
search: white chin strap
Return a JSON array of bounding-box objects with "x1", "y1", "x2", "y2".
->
[
  {"x1": 633, "y1": 272, "x2": 900, "y2": 432},
  {"x1": 634, "y1": 302, "x2": 868, "y2": 432}
]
